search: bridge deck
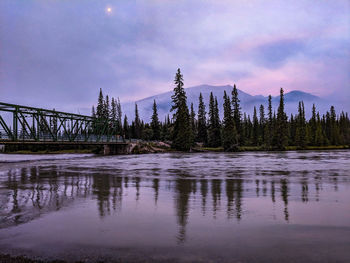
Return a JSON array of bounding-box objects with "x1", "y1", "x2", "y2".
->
[{"x1": 0, "y1": 140, "x2": 129, "y2": 145}]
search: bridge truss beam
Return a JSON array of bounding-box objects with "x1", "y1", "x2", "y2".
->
[{"x1": 0, "y1": 102, "x2": 124, "y2": 143}]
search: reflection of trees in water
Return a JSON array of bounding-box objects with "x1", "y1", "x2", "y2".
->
[
  {"x1": 92, "y1": 174, "x2": 111, "y2": 217},
  {"x1": 174, "y1": 179, "x2": 192, "y2": 244},
  {"x1": 0, "y1": 166, "x2": 343, "y2": 232},
  {"x1": 92, "y1": 173, "x2": 125, "y2": 217},
  {"x1": 271, "y1": 181, "x2": 276, "y2": 203},
  {"x1": 211, "y1": 179, "x2": 221, "y2": 218},
  {"x1": 280, "y1": 179, "x2": 289, "y2": 222},
  {"x1": 301, "y1": 179, "x2": 309, "y2": 203},
  {"x1": 0, "y1": 166, "x2": 93, "y2": 228},
  {"x1": 262, "y1": 180, "x2": 267, "y2": 196},
  {"x1": 153, "y1": 178, "x2": 159, "y2": 205},
  {"x1": 255, "y1": 179, "x2": 260, "y2": 197},
  {"x1": 200, "y1": 179, "x2": 208, "y2": 216},
  {"x1": 226, "y1": 179, "x2": 243, "y2": 220}
]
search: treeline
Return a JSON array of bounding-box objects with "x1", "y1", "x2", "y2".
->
[{"x1": 91, "y1": 69, "x2": 350, "y2": 151}]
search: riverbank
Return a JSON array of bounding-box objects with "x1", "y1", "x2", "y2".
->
[
  {"x1": 197, "y1": 145, "x2": 350, "y2": 152},
  {"x1": 2, "y1": 142, "x2": 348, "y2": 154}
]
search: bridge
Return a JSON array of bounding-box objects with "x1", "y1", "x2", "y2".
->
[{"x1": 0, "y1": 102, "x2": 129, "y2": 154}]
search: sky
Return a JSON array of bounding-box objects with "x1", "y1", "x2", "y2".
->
[{"x1": 1, "y1": 0, "x2": 349, "y2": 113}]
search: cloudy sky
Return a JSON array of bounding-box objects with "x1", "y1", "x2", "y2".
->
[{"x1": 1, "y1": 0, "x2": 349, "y2": 113}]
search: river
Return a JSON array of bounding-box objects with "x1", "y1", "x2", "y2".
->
[{"x1": 0, "y1": 151, "x2": 349, "y2": 262}]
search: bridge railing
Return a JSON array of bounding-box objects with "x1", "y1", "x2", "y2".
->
[{"x1": 0, "y1": 129, "x2": 126, "y2": 143}]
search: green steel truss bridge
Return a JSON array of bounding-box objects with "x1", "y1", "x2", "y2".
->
[{"x1": 0, "y1": 102, "x2": 126, "y2": 145}]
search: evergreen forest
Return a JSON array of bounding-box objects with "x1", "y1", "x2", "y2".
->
[{"x1": 91, "y1": 69, "x2": 350, "y2": 151}]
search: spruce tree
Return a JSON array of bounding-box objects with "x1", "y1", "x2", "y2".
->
[
  {"x1": 289, "y1": 114, "x2": 296, "y2": 145},
  {"x1": 222, "y1": 91, "x2": 237, "y2": 151},
  {"x1": 252, "y1": 106, "x2": 259, "y2": 146},
  {"x1": 214, "y1": 97, "x2": 221, "y2": 144},
  {"x1": 266, "y1": 95, "x2": 273, "y2": 148},
  {"x1": 310, "y1": 104, "x2": 317, "y2": 145},
  {"x1": 197, "y1": 93, "x2": 208, "y2": 144},
  {"x1": 329, "y1": 106, "x2": 340, "y2": 145},
  {"x1": 231, "y1": 84, "x2": 241, "y2": 143},
  {"x1": 151, "y1": 100, "x2": 161, "y2": 140},
  {"x1": 104, "y1": 95, "x2": 110, "y2": 120},
  {"x1": 275, "y1": 88, "x2": 288, "y2": 149},
  {"x1": 134, "y1": 103, "x2": 141, "y2": 139},
  {"x1": 116, "y1": 97, "x2": 122, "y2": 133},
  {"x1": 208, "y1": 93, "x2": 221, "y2": 147},
  {"x1": 111, "y1": 98, "x2": 117, "y2": 120},
  {"x1": 170, "y1": 68, "x2": 193, "y2": 150},
  {"x1": 259, "y1": 104, "x2": 265, "y2": 145},
  {"x1": 295, "y1": 101, "x2": 306, "y2": 148},
  {"x1": 315, "y1": 112, "x2": 325, "y2": 145},
  {"x1": 96, "y1": 88, "x2": 104, "y2": 119},
  {"x1": 123, "y1": 115, "x2": 129, "y2": 139},
  {"x1": 111, "y1": 97, "x2": 117, "y2": 133},
  {"x1": 190, "y1": 103, "x2": 196, "y2": 141},
  {"x1": 92, "y1": 106, "x2": 96, "y2": 118}
]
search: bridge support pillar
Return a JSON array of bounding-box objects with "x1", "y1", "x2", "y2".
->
[{"x1": 103, "y1": 144, "x2": 129, "y2": 155}]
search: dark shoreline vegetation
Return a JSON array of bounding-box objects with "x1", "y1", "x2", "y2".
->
[
  {"x1": 89, "y1": 68, "x2": 349, "y2": 152},
  {"x1": 4, "y1": 144, "x2": 349, "y2": 155},
  {"x1": 2, "y1": 68, "x2": 349, "y2": 154}
]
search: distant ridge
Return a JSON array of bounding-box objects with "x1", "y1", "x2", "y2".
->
[{"x1": 122, "y1": 84, "x2": 336, "y2": 121}]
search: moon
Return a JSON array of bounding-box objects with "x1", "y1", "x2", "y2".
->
[{"x1": 105, "y1": 6, "x2": 112, "y2": 14}]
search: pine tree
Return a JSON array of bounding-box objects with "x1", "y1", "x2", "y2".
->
[
  {"x1": 231, "y1": 84, "x2": 241, "y2": 143},
  {"x1": 104, "y1": 95, "x2": 110, "y2": 120},
  {"x1": 197, "y1": 93, "x2": 208, "y2": 144},
  {"x1": 265, "y1": 95, "x2": 273, "y2": 148},
  {"x1": 310, "y1": 104, "x2": 317, "y2": 145},
  {"x1": 116, "y1": 97, "x2": 122, "y2": 133},
  {"x1": 96, "y1": 88, "x2": 104, "y2": 119},
  {"x1": 329, "y1": 106, "x2": 340, "y2": 145},
  {"x1": 111, "y1": 97, "x2": 117, "y2": 133},
  {"x1": 170, "y1": 68, "x2": 193, "y2": 150},
  {"x1": 208, "y1": 93, "x2": 221, "y2": 147},
  {"x1": 222, "y1": 91, "x2": 237, "y2": 151},
  {"x1": 339, "y1": 112, "x2": 350, "y2": 145},
  {"x1": 252, "y1": 107, "x2": 259, "y2": 146},
  {"x1": 289, "y1": 114, "x2": 296, "y2": 145},
  {"x1": 295, "y1": 101, "x2": 306, "y2": 148},
  {"x1": 134, "y1": 103, "x2": 141, "y2": 139},
  {"x1": 111, "y1": 98, "x2": 116, "y2": 121},
  {"x1": 92, "y1": 106, "x2": 96, "y2": 118},
  {"x1": 315, "y1": 112, "x2": 324, "y2": 145},
  {"x1": 151, "y1": 100, "x2": 161, "y2": 140},
  {"x1": 123, "y1": 115, "x2": 129, "y2": 139},
  {"x1": 259, "y1": 104, "x2": 265, "y2": 145},
  {"x1": 275, "y1": 88, "x2": 288, "y2": 149},
  {"x1": 190, "y1": 103, "x2": 196, "y2": 141}
]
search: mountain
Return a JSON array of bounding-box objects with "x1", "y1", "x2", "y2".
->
[{"x1": 122, "y1": 85, "x2": 338, "y2": 122}]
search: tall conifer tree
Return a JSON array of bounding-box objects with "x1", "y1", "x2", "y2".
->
[
  {"x1": 222, "y1": 91, "x2": 237, "y2": 151},
  {"x1": 197, "y1": 93, "x2": 208, "y2": 144},
  {"x1": 151, "y1": 100, "x2": 161, "y2": 140},
  {"x1": 275, "y1": 88, "x2": 288, "y2": 149},
  {"x1": 96, "y1": 88, "x2": 104, "y2": 119},
  {"x1": 134, "y1": 103, "x2": 141, "y2": 139},
  {"x1": 208, "y1": 93, "x2": 221, "y2": 147},
  {"x1": 231, "y1": 84, "x2": 241, "y2": 143},
  {"x1": 171, "y1": 68, "x2": 192, "y2": 150}
]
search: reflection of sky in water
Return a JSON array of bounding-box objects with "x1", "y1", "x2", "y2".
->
[{"x1": 0, "y1": 151, "x2": 349, "y2": 262}]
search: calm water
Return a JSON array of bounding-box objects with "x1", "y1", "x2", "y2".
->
[{"x1": 0, "y1": 151, "x2": 349, "y2": 262}]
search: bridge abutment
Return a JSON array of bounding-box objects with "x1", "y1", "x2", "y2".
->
[{"x1": 103, "y1": 144, "x2": 130, "y2": 155}]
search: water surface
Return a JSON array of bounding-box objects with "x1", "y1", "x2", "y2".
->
[{"x1": 0, "y1": 151, "x2": 349, "y2": 262}]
